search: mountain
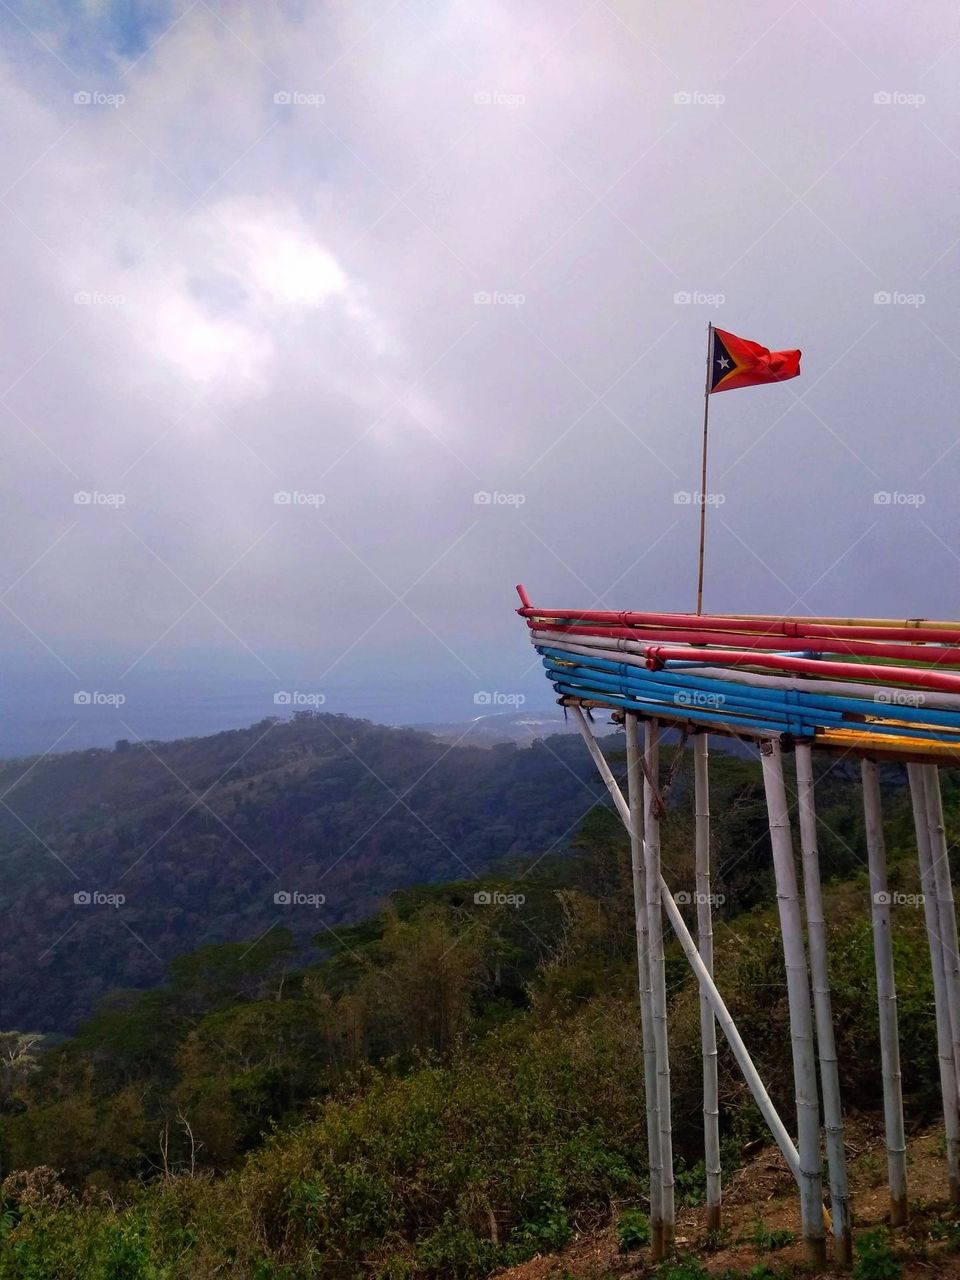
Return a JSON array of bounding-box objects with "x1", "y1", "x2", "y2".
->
[{"x1": 0, "y1": 712, "x2": 613, "y2": 1033}]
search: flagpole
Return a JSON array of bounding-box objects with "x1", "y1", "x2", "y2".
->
[{"x1": 696, "y1": 323, "x2": 713, "y2": 615}]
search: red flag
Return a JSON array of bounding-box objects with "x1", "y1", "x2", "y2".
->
[{"x1": 709, "y1": 327, "x2": 800, "y2": 394}]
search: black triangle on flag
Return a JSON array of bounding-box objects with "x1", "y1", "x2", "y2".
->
[{"x1": 710, "y1": 329, "x2": 735, "y2": 392}]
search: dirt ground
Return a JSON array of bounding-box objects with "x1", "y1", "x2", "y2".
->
[{"x1": 495, "y1": 1118, "x2": 960, "y2": 1278}]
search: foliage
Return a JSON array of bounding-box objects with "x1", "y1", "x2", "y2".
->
[
  {"x1": 750, "y1": 1218, "x2": 793, "y2": 1251},
  {"x1": 656, "y1": 1258, "x2": 708, "y2": 1280},
  {"x1": 1, "y1": 743, "x2": 958, "y2": 1276},
  {"x1": 0, "y1": 713, "x2": 612, "y2": 1033},
  {"x1": 616, "y1": 1206, "x2": 650, "y2": 1251},
  {"x1": 854, "y1": 1229, "x2": 901, "y2": 1280}
]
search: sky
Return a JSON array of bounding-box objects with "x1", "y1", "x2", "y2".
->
[{"x1": 1, "y1": 0, "x2": 960, "y2": 753}]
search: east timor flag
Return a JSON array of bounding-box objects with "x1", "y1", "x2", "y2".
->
[{"x1": 709, "y1": 326, "x2": 801, "y2": 394}]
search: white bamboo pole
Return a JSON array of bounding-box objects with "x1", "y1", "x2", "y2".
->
[
  {"x1": 644, "y1": 719, "x2": 675, "y2": 1251},
  {"x1": 625, "y1": 713, "x2": 664, "y2": 1254},
  {"x1": 694, "y1": 734, "x2": 722, "y2": 1231},
  {"x1": 795, "y1": 744, "x2": 852, "y2": 1264},
  {"x1": 907, "y1": 762, "x2": 960, "y2": 1204},
  {"x1": 923, "y1": 764, "x2": 960, "y2": 1107},
  {"x1": 760, "y1": 739, "x2": 826, "y2": 1265},
  {"x1": 568, "y1": 706, "x2": 803, "y2": 1185},
  {"x1": 862, "y1": 759, "x2": 908, "y2": 1225},
  {"x1": 531, "y1": 632, "x2": 960, "y2": 712}
]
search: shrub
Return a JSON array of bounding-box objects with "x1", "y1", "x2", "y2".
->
[{"x1": 616, "y1": 1207, "x2": 650, "y2": 1251}]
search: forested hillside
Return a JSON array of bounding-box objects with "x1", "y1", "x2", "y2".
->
[
  {"x1": 2, "y1": 746, "x2": 957, "y2": 1277},
  {"x1": 0, "y1": 713, "x2": 610, "y2": 1032}
]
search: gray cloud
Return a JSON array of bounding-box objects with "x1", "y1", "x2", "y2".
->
[{"x1": 1, "y1": 0, "x2": 959, "y2": 746}]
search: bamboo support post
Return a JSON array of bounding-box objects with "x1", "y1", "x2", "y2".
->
[
  {"x1": 922, "y1": 764, "x2": 960, "y2": 1108},
  {"x1": 567, "y1": 706, "x2": 803, "y2": 1186},
  {"x1": 862, "y1": 759, "x2": 908, "y2": 1225},
  {"x1": 694, "y1": 733, "x2": 722, "y2": 1230},
  {"x1": 907, "y1": 762, "x2": 960, "y2": 1204},
  {"x1": 760, "y1": 739, "x2": 826, "y2": 1264},
  {"x1": 625, "y1": 713, "x2": 664, "y2": 1254},
  {"x1": 644, "y1": 719, "x2": 675, "y2": 1251},
  {"x1": 795, "y1": 743, "x2": 852, "y2": 1264}
]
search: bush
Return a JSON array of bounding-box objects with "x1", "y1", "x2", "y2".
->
[
  {"x1": 854, "y1": 1229, "x2": 901, "y2": 1280},
  {"x1": 617, "y1": 1207, "x2": 650, "y2": 1251}
]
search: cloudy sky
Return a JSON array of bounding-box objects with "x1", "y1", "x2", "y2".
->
[{"x1": 1, "y1": 0, "x2": 959, "y2": 750}]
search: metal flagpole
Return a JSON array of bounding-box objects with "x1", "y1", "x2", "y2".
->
[{"x1": 696, "y1": 323, "x2": 714, "y2": 616}]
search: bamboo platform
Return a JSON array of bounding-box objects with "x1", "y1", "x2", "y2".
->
[{"x1": 515, "y1": 585, "x2": 960, "y2": 1268}]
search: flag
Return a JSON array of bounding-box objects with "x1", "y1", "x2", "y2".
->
[{"x1": 709, "y1": 326, "x2": 801, "y2": 394}]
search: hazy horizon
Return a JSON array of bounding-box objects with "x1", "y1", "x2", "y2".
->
[{"x1": 3, "y1": 1, "x2": 960, "y2": 759}]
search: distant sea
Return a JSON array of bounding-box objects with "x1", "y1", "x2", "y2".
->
[{"x1": 0, "y1": 665, "x2": 564, "y2": 759}]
